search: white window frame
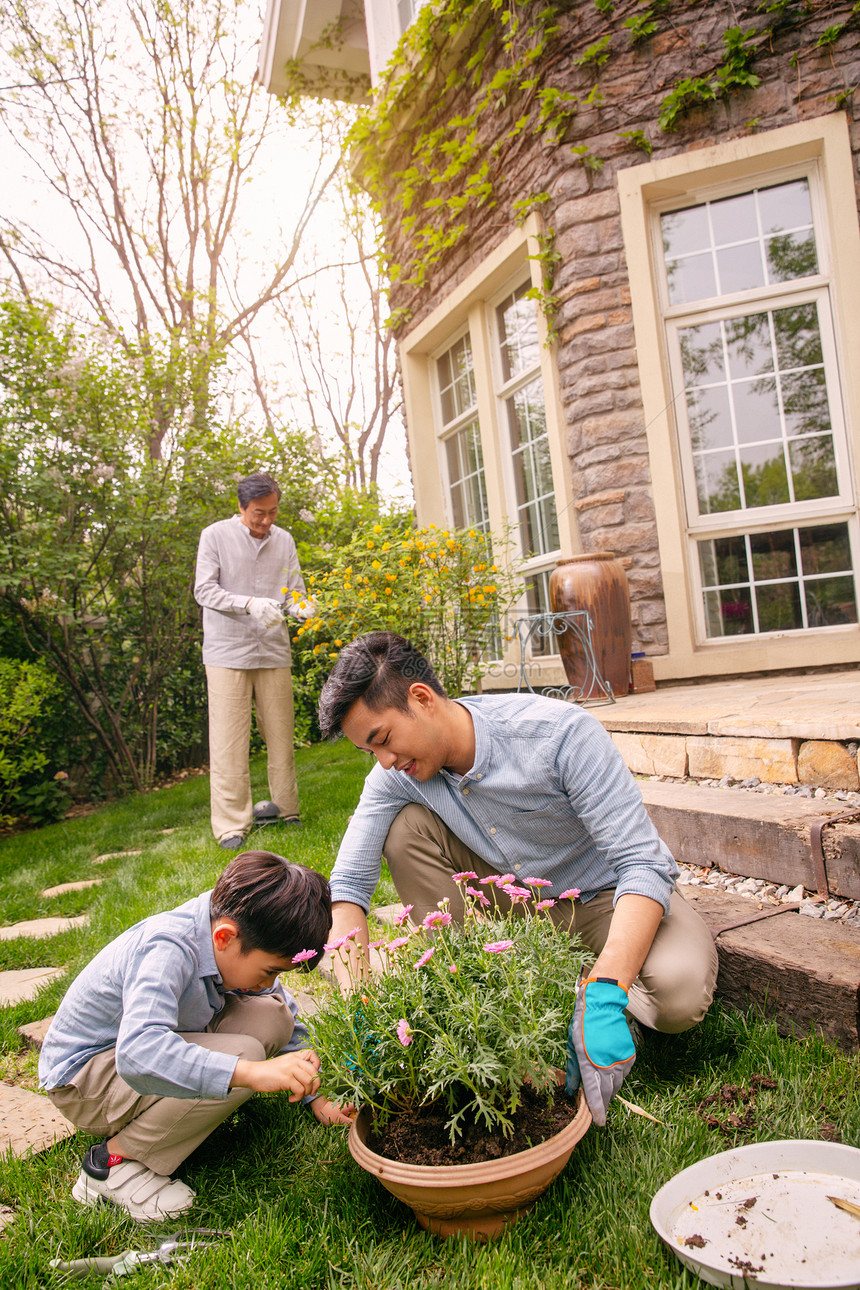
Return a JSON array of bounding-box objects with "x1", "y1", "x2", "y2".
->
[
  {"x1": 619, "y1": 114, "x2": 860, "y2": 677},
  {"x1": 399, "y1": 215, "x2": 577, "y2": 689}
]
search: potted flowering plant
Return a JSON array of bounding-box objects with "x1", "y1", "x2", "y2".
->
[{"x1": 308, "y1": 874, "x2": 593, "y2": 1238}]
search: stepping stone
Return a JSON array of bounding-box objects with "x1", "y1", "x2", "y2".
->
[
  {"x1": 40, "y1": 879, "x2": 103, "y2": 898},
  {"x1": 92, "y1": 850, "x2": 141, "y2": 865},
  {"x1": 0, "y1": 1083, "x2": 76, "y2": 1158},
  {"x1": 0, "y1": 968, "x2": 66, "y2": 1007},
  {"x1": 373, "y1": 902, "x2": 406, "y2": 927},
  {"x1": 0, "y1": 915, "x2": 88, "y2": 942},
  {"x1": 160, "y1": 828, "x2": 177, "y2": 834},
  {"x1": 0, "y1": 1205, "x2": 14, "y2": 1232},
  {"x1": 18, "y1": 1016, "x2": 54, "y2": 1050}
]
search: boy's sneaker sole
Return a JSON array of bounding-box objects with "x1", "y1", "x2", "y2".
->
[{"x1": 72, "y1": 1159, "x2": 195, "y2": 1223}]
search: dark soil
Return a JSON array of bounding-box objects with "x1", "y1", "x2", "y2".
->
[
  {"x1": 695, "y1": 1074, "x2": 776, "y2": 1138},
  {"x1": 368, "y1": 1083, "x2": 580, "y2": 1167}
]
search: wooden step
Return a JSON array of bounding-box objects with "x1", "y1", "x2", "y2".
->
[
  {"x1": 683, "y1": 886, "x2": 860, "y2": 1052},
  {"x1": 640, "y1": 781, "x2": 860, "y2": 900}
]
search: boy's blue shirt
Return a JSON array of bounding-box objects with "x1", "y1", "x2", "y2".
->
[{"x1": 38, "y1": 890, "x2": 310, "y2": 1101}]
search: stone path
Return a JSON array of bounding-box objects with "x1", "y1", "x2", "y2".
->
[
  {"x1": 0, "y1": 1082, "x2": 76, "y2": 1159},
  {"x1": 0, "y1": 968, "x2": 65, "y2": 1007},
  {"x1": 40, "y1": 879, "x2": 102, "y2": 898},
  {"x1": 0, "y1": 916, "x2": 88, "y2": 942},
  {"x1": 92, "y1": 850, "x2": 141, "y2": 865},
  {"x1": 17, "y1": 1017, "x2": 54, "y2": 1050},
  {"x1": 0, "y1": 1205, "x2": 15, "y2": 1232}
]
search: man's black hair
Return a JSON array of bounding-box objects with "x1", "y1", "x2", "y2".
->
[
  {"x1": 317, "y1": 631, "x2": 446, "y2": 740},
  {"x1": 237, "y1": 471, "x2": 281, "y2": 509},
  {"x1": 210, "y1": 851, "x2": 331, "y2": 971}
]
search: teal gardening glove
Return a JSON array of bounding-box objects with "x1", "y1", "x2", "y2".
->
[{"x1": 566, "y1": 972, "x2": 636, "y2": 1126}]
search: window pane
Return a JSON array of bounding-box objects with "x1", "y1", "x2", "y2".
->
[
  {"x1": 497, "y1": 288, "x2": 539, "y2": 382},
  {"x1": 750, "y1": 529, "x2": 797, "y2": 582},
  {"x1": 698, "y1": 523, "x2": 856, "y2": 637},
  {"x1": 782, "y1": 369, "x2": 831, "y2": 438},
  {"x1": 695, "y1": 451, "x2": 739, "y2": 513},
  {"x1": 739, "y1": 442, "x2": 789, "y2": 509},
  {"x1": 438, "y1": 334, "x2": 476, "y2": 426},
  {"x1": 680, "y1": 322, "x2": 724, "y2": 385},
  {"x1": 662, "y1": 179, "x2": 818, "y2": 305},
  {"x1": 710, "y1": 191, "x2": 758, "y2": 244},
  {"x1": 717, "y1": 241, "x2": 765, "y2": 295},
  {"x1": 687, "y1": 384, "x2": 733, "y2": 452},
  {"x1": 445, "y1": 420, "x2": 489, "y2": 533},
  {"x1": 724, "y1": 313, "x2": 773, "y2": 379},
  {"x1": 773, "y1": 303, "x2": 823, "y2": 369},
  {"x1": 731, "y1": 377, "x2": 781, "y2": 445},
  {"x1": 757, "y1": 582, "x2": 803, "y2": 631},
  {"x1": 789, "y1": 437, "x2": 838, "y2": 501},
  {"x1": 805, "y1": 576, "x2": 858, "y2": 626}
]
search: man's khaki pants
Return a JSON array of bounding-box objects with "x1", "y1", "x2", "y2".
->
[
  {"x1": 205, "y1": 665, "x2": 299, "y2": 842},
  {"x1": 47, "y1": 994, "x2": 293, "y2": 1177},
  {"x1": 383, "y1": 803, "x2": 718, "y2": 1035}
]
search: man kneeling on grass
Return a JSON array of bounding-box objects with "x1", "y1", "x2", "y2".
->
[{"x1": 39, "y1": 851, "x2": 351, "y2": 1223}]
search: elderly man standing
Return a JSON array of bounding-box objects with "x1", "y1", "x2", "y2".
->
[{"x1": 194, "y1": 471, "x2": 314, "y2": 848}]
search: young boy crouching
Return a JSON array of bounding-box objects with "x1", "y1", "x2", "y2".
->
[{"x1": 39, "y1": 850, "x2": 348, "y2": 1223}]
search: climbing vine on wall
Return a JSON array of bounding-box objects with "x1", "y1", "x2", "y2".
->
[{"x1": 282, "y1": 0, "x2": 860, "y2": 336}]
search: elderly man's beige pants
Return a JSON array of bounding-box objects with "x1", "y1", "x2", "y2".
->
[
  {"x1": 205, "y1": 665, "x2": 299, "y2": 842},
  {"x1": 46, "y1": 994, "x2": 293, "y2": 1176},
  {"x1": 382, "y1": 803, "x2": 718, "y2": 1035}
]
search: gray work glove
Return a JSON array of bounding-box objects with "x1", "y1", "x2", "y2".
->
[
  {"x1": 285, "y1": 597, "x2": 316, "y2": 621},
  {"x1": 246, "y1": 597, "x2": 284, "y2": 628},
  {"x1": 565, "y1": 970, "x2": 636, "y2": 1126}
]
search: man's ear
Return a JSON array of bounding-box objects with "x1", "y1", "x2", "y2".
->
[
  {"x1": 409, "y1": 682, "x2": 438, "y2": 711},
  {"x1": 212, "y1": 918, "x2": 241, "y2": 952}
]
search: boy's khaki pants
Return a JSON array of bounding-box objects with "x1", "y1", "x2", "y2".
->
[
  {"x1": 47, "y1": 993, "x2": 293, "y2": 1177},
  {"x1": 205, "y1": 665, "x2": 299, "y2": 842},
  {"x1": 382, "y1": 803, "x2": 718, "y2": 1035}
]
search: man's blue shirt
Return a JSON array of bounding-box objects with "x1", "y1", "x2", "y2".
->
[{"x1": 329, "y1": 693, "x2": 678, "y2": 913}]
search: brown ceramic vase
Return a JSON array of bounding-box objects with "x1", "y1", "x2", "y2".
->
[
  {"x1": 347, "y1": 1084, "x2": 591, "y2": 1240},
  {"x1": 549, "y1": 553, "x2": 632, "y2": 698}
]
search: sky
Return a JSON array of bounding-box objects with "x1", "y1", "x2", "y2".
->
[{"x1": 0, "y1": 0, "x2": 412, "y2": 506}]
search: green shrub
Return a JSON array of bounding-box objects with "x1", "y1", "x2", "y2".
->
[{"x1": 0, "y1": 658, "x2": 69, "y2": 826}]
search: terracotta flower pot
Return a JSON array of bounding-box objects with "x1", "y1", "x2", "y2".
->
[{"x1": 348, "y1": 1086, "x2": 591, "y2": 1240}]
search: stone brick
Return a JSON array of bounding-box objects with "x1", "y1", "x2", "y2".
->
[
  {"x1": 687, "y1": 736, "x2": 798, "y2": 784},
  {"x1": 570, "y1": 388, "x2": 615, "y2": 416},
  {"x1": 582, "y1": 458, "x2": 652, "y2": 491},
  {"x1": 611, "y1": 732, "x2": 688, "y2": 778},
  {"x1": 578, "y1": 504, "x2": 625, "y2": 530},
  {"x1": 586, "y1": 522, "x2": 658, "y2": 555},
  {"x1": 574, "y1": 444, "x2": 622, "y2": 470},
  {"x1": 797, "y1": 741, "x2": 860, "y2": 791},
  {"x1": 575, "y1": 488, "x2": 626, "y2": 512},
  {"x1": 559, "y1": 313, "x2": 606, "y2": 343},
  {"x1": 621, "y1": 489, "x2": 656, "y2": 523}
]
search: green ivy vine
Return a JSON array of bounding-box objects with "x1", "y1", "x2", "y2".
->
[{"x1": 280, "y1": 0, "x2": 860, "y2": 339}]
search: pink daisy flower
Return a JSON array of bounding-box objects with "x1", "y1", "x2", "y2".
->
[
  {"x1": 422, "y1": 910, "x2": 453, "y2": 929},
  {"x1": 394, "y1": 904, "x2": 414, "y2": 926},
  {"x1": 524, "y1": 877, "x2": 552, "y2": 888},
  {"x1": 502, "y1": 884, "x2": 532, "y2": 903},
  {"x1": 385, "y1": 936, "x2": 410, "y2": 952},
  {"x1": 449, "y1": 963, "x2": 458, "y2": 973},
  {"x1": 291, "y1": 948, "x2": 317, "y2": 964},
  {"x1": 452, "y1": 871, "x2": 478, "y2": 883},
  {"x1": 396, "y1": 1019, "x2": 413, "y2": 1046},
  {"x1": 483, "y1": 940, "x2": 514, "y2": 953},
  {"x1": 414, "y1": 947, "x2": 435, "y2": 968},
  {"x1": 535, "y1": 899, "x2": 557, "y2": 911},
  {"x1": 465, "y1": 886, "x2": 491, "y2": 906},
  {"x1": 559, "y1": 887, "x2": 582, "y2": 901}
]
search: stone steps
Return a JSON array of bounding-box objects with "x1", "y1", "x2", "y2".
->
[{"x1": 592, "y1": 668, "x2": 860, "y2": 790}]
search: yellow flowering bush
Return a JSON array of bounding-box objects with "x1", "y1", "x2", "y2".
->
[{"x1": 289, "y1": 515, "x2": 521, "y2": 735}]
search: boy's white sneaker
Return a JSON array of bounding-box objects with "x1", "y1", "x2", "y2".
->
[{"x1": 72, "y1": 1142, "x2": 195, "y2": 1223}]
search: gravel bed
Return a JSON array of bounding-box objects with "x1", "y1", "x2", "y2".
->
[{"x1": 642, "y1": 771, "x2": 860, "y2": 926}]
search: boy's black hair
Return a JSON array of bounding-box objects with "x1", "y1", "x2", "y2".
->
[
  {"x1": 237, "y1": 471, "x2": 281, "y2": 508},
  {"x1": 317, "y1": 631, "x2": 446, "y2": 740},
  {"x1": 210, "y1": 851, "x2": 331, "y2": 971}
]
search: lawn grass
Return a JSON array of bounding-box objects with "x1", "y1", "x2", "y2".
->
[{"x1": 1, "y1": 743, "x2": 858, "y2": 1288}]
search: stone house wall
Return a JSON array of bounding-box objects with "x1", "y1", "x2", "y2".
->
[{"x1": 365, "y1": 0, "x2": 860, "y2": 657}]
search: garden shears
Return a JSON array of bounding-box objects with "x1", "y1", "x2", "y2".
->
[{"x1": 49, "y1": 1228, "x2": 228, "y2": 1280}]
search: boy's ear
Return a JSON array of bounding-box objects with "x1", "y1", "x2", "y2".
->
[{"x1": 212, "y1": 918, "x2": 241, "y2": 952}]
